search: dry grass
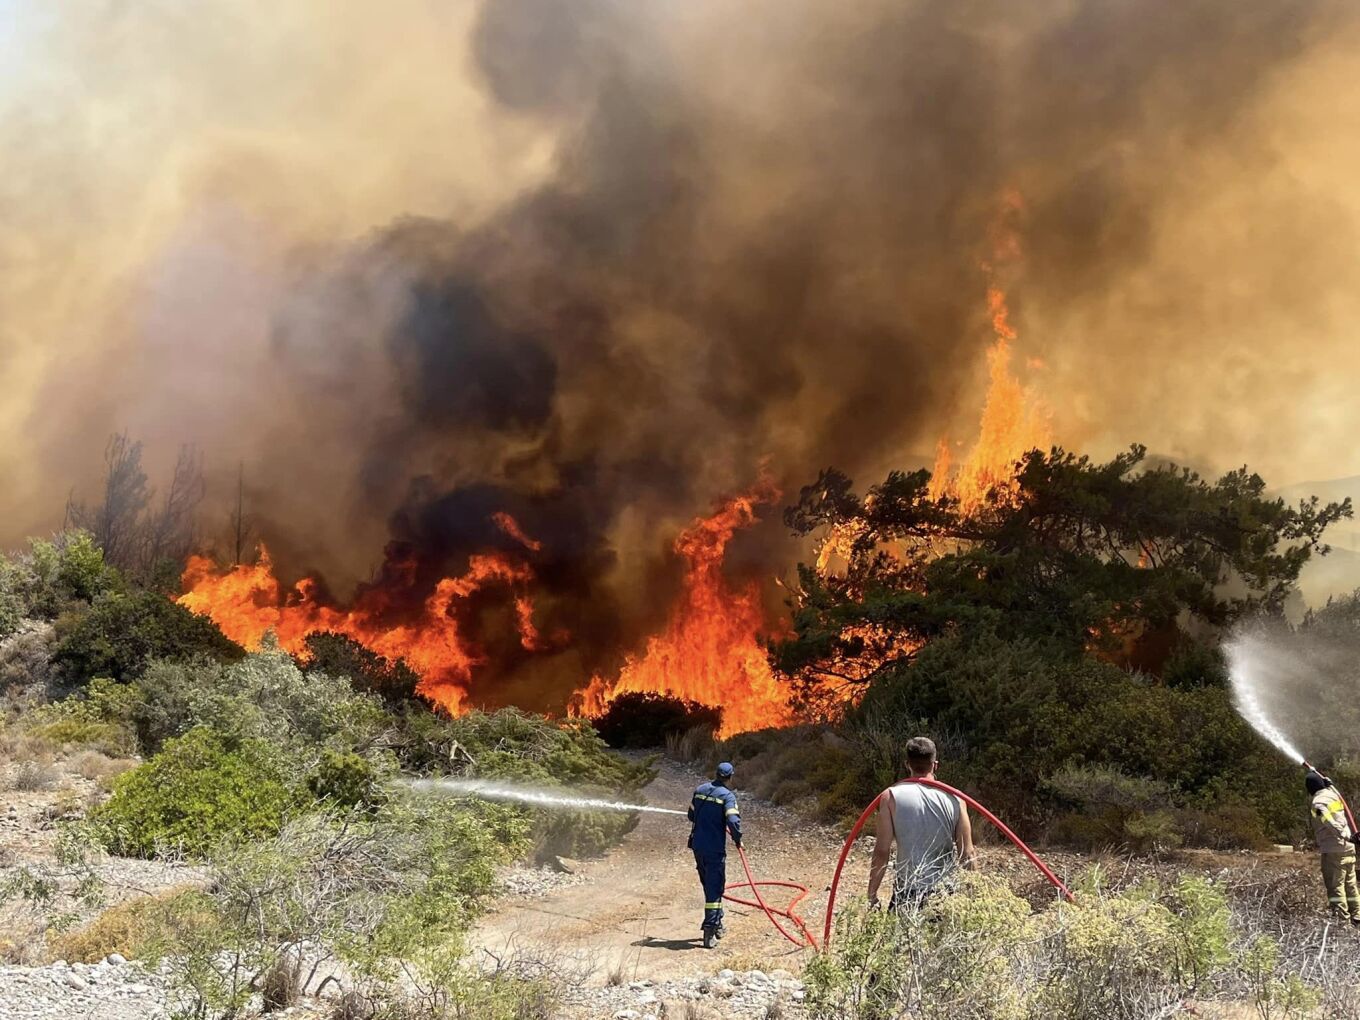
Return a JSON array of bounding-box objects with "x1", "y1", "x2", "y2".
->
[
  {"x1": 69, "y1": 750, "x2": 137, "y2": 786},
  {"x1": 665, "y1": 725, "x2": 716, "y2": 764},
  {"x1": 0, "y1": 915, "x2": 45, "y2": 966},
  {"x1": 261, "y1": 952, "x2": 303, "y2": 1011},
  {"x1": 0, "y1": 730, "x2": 56, "y2": 765},
  {"x1": 330, "y1": 991, "x2": 374, "y2": 1020},
  {"x1": 7, "y1": 760, "x2": 58, "y2": 792},
  {"x1": 47, "y1": 887, "x2": 207, "y2": 964}
]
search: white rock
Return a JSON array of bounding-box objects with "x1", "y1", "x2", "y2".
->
[
  {"x1": 637, "y1": 991, "x2": 658, "y2": 1005},
  {"x1": 792, "y1": 989, "x2": 806, "y2": 1002},
  {"x1": 629, "y1": 980, "x2": 653, "y2": 990},
  {"x1": 106, "y1": 953, "x2": 127, "y2": 965},
  {"x1": 64, "y1": 973, "x2": 87, "y2": 990},
  {"x1": 717, "y1": 968, "x2": 735, "y2": 980},
  {"x1": 748, "y1": 969, "x2": 770, "y2": 985},
  {"x1": 50, "y1": 960, "x2": 68, "y2": 969},
  {"x1": 614, "y1": 1011, "x2": 641, "y2": 1020}
]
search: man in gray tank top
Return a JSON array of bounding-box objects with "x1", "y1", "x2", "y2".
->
[{"x1": 867, "y1": 736, "x2": 977, "y2": 911}]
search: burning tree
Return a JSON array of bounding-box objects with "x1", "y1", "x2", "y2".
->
[{"x1": 778, "y1": 445, "x2": 1352, "y2": 698}]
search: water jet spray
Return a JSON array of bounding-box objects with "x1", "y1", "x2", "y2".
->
[
  {"x1": 402, "y1": 777, "x2": 687, "y2": 816},
  {"x1": 1226, "y1": 632, "x2": 1359, "y2": 835}
]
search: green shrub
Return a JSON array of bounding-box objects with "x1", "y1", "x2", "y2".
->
[
  {"x1": 308, "y1": 749, "x2": 384, "y2": 809},
  {"x1": 1043, "y1": 764, "x2": 1182, "y2": 854},
  {"x1": 132, "y1": 650, "x2": 387, "y2": 755},
  {"x1": 592, "y1": 692, "x2": 723, "y2": 749},
  {"x1": 27, "y1": 719, "x2": 135, "y2": 757},
  {"x1": 26, "y1": 677, "x2": 140, "y2": 753},
  {"x1": 0, "y1": 531, "x2": 122, "y2": 626},
  {"x1": 53, "y1": 590, "x2": 243, "y2": 684},
  {"x1": 157, "y1": 798, "x2": 531, "y2": 1018},
  {"x1": 301, "y1": 632, "x2": 419, "y2": 706},
  {"x1": 807, "y1": 873, "x2": 1282, "y2": 1020},
  {"x1": 849, "y1": 630, "x2": 1301, "y2": 845},
  {"x1": 0, "y1": 574, "x2": 22, "y2": 642},
  {"x1": 717, "y1": 726, "x2": 868, "y2": 823},
  {"x1": 88, "y1": 727, "x2": 299, "y2": 858},
  {"x1": 391, "y1": 707, "x2": 654, "y2": 859}
]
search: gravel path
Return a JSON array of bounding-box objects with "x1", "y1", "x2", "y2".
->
[{"x1": 469, "y1": 757, "x2": 862, "y2": 1011}]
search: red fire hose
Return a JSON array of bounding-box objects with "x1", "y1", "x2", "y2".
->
[
  {"x1": 725, "y1": 845, "x2": 820, "y2": 950},
  {"x1": 821, "y1": 777, "x2": 1075, "y2": 946},
  {"x1": 720, "y1": 776, "x2": 1074, "y2": 952}
]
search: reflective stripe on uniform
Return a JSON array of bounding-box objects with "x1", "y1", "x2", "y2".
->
[
  {"x1": 705, "y1": 901, "x2": 724, "y2": 908},
  {"x1": 1316, "y1": 799, "x2": 1349, "y2": 821},
  {"x1": 725, "y1": 808, "x2": 739, "y2": 816}
]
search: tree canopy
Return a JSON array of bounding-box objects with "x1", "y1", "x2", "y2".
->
[{"x1": 776, "y1": 445, "x2": 1351, "y2": 695}]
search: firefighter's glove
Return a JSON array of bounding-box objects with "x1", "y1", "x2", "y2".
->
[{"x1": 732, "y1": 833, "x2": 742, "y2": 849}]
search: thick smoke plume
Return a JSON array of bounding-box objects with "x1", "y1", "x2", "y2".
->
[{"x1": 6, "y1": 1, "x2": 1360, "y2": 703}]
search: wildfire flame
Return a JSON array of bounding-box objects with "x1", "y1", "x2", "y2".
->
[
  {"x1": 928, "y1": 194, "x2": 1049, "y2": 514},
  {"x1": 570, "y1": 480, "x2": 797, "y2": 738},
  {"x1": 177, "y1": 521, "x2": 542, "y2": 715}
]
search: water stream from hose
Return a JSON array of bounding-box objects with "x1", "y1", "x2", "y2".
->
[
  {"x1": 403, "y1": 777, "x2": 687, "y2": 816},
  {"x1": 1225, "y1": 632, "x2": 1306, "y2": 764}
]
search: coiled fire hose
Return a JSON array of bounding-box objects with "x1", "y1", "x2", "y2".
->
[{"x1": 722, "y1": 776, "x2": 1075, "y2": 952}]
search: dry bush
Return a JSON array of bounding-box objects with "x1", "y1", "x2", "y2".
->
[
  {"x1": 8, "y1": 760, "x2": 58, "y2": 792},
  {"x1": 0, "y1": 730, "x2": 56, "y2": 764},
  {"x1": 0, "y1": 915, "x2": 45, "y2": 965},
  {"x1": 48, "y1": 887, "x2": 206, "y2": 964},
  {"x1": 665, "y1": 725, "x2": 716, "y2": 764},
  {"x1": 261, "y1": 952, "x2": 303, "y2": 1012},
  {"x1": 330, "y1": 991, "x2": 375, "y2": 1020},
  {"x1": 69, "y1": 750, "x2": 136, "y2": 786}
]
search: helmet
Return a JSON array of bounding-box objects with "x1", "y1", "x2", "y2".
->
[
  {"x1": 716, "y1": 761, "x2": 735, "y2": 780},
  {"x1": 1306, "y1": 770, "x2": 1330, "y2": 795}
]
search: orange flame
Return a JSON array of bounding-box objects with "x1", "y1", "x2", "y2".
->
[
  {"x1": 570, "y1": 481, "x2": 796, "y2": 738},
  {"x1": 493, "y1": 511, "x2": 543, "y2": 552},
  {"x1": 177, "y1": 523, "x2": 541, "y2": 715},
  {"x1": 929, "y1": 195, "x2": 1049, "y2": 514}
]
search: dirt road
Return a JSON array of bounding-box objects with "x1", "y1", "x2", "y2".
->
[{"x1": 470, "y1": 759, "x2": 869, "y2": 984}]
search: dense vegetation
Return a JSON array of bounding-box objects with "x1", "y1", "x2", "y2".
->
[
  {"x1": 739, "y1": 446, "x2": 1353, "y2": 848},
  {"x1": 808, "y1": 871, "x2": 1330, "y2": 1019},
  {"x1": 0, "y1": 527, "x2": 651, "y2": 1018},
  {"x1": 3, "y1": 436, "x2": 1358, "y2": 1014}
]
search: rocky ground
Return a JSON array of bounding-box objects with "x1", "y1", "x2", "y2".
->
[{"x1": 560, "y1": 968, "x2": 806, "y2": 1020}]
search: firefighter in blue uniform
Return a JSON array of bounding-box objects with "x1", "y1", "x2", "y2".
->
[{"x1": 688, "y1": 761, "x2": 742, "y2": 948}]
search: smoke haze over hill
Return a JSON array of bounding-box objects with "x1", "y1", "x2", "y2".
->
[{"x1": 5, "y1": 0, "x2": 1360, "y2": 612}]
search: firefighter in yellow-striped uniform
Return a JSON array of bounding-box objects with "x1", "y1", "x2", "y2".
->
[{"x1": 1307, "y1": 771, "x2": 1360, "y2": 924}]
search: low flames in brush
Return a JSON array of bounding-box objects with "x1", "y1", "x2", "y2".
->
[
  {"x1": 177, "y1": 493, "x2": 805, "y2": 734},
  {"x1": 178, "y1": 514, "x2": 544, "y2": 715}
]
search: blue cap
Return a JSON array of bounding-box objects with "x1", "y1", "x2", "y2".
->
[{"x1": 716, "y1": 762, "x2": 735, "y2": 778}]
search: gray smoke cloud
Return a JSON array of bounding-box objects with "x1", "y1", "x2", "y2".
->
[{"x1": 5, "y1": 0, "x2": 1360, "y2": 665}]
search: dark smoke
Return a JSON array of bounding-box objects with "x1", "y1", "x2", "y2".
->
[{"x1": 8, "y1": 0, "x2": 1360, "y2": 706}]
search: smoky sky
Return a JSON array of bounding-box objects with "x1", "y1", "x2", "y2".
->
[{"x1": 6, "y1": 0, "x2": 1360, "y2": 651}]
